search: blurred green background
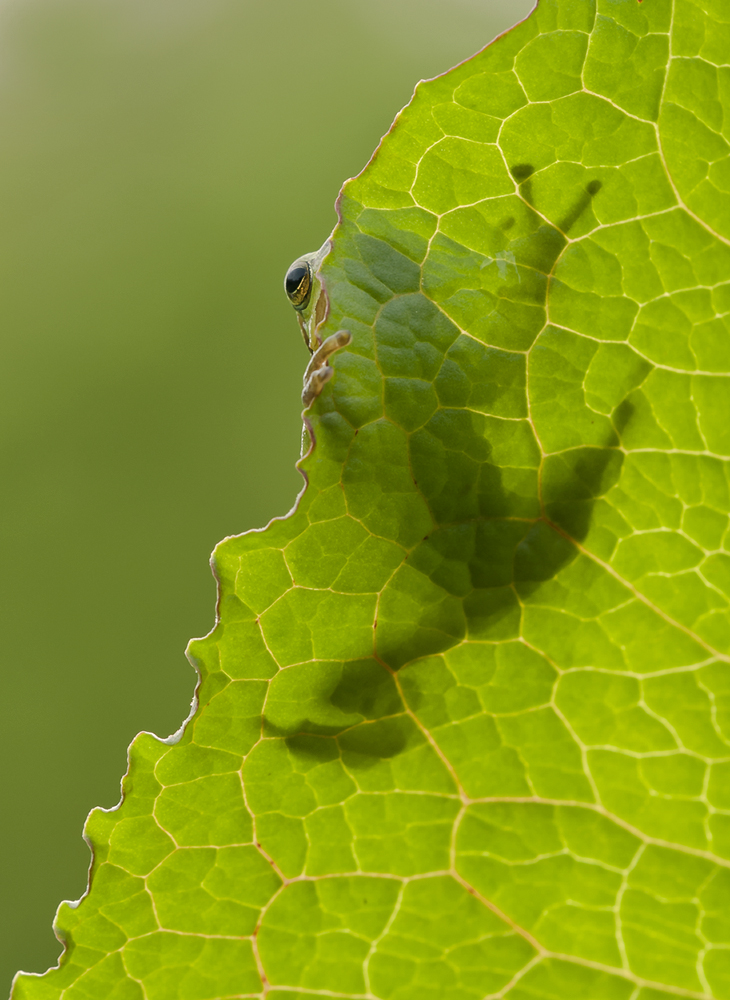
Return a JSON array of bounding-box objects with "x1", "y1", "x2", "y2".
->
[{"x1": 0, "y1": 0, "x2": 531, "y2": 988}]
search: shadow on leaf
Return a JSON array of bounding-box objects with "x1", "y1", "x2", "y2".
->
[
  {"x1": 373, "y1": 172, "x2": 623, "y2": 670},
  {"x1": 262, "y1": 658, "x2": 415, "y2": 768}
]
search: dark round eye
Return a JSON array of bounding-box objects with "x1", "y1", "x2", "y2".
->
[{"x1": 285, "y1": 261, "x2": 312, "y2": 309}]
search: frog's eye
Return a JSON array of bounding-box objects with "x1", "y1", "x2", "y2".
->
[{"x1": 285, "y1": 260, "x2": 312, "y2": 310}]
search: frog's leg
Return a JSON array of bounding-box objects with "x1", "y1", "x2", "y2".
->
[{"x1": 302, "y1": 330, "x2": 351, "y2": 407}]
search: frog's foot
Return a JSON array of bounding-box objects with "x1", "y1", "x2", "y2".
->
[{"x1": 302, "y1": 330, "x2": 351, "y2": 408}]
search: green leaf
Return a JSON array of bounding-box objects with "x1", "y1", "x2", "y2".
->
[{"x1": 14, "y1": 0, "x2": 730, "y2": 997}]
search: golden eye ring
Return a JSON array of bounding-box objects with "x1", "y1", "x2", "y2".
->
[{"x1": 284, "y1": 259, "x2": 312, "y2": 310}]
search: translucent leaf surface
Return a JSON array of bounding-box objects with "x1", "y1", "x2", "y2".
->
[{"x1": 14, "y1": 0, "x2": 730, "y2": 997}]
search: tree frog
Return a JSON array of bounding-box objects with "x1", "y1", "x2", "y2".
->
[{"x1": 284, "y1": 239, "x2": 351, "y2": 407}]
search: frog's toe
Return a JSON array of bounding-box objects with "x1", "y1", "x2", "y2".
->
[
  {"x1": 301, "y1": 329, "x2": 351, "y2": 407},
  {"x1": 302, "y1": 366, "x2": 334, "y2": 408},
  {"x1": 328, "y1": 329, "x2": 352, "y2": 352},
  {"x1": 307, "y1": 329, "x2": 352, "y2": 372}
]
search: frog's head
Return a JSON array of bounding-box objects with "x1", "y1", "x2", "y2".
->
[{"x1": 284, "y1": 239, "x2": 330, "y2": 353}]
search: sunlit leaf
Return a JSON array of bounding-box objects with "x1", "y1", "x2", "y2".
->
[{"x1": 14, "y1": 1, "x2": 730, "y2": 997}]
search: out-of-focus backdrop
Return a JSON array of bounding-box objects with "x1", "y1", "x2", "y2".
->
[{"x1": 0, "y1": 0, "x2": 533, "y2": 988}]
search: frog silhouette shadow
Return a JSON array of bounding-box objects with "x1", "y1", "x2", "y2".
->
[
  {"x1": 373, "y1": 167, "x2": 626, "y2": 671},
  {"x1": 271, "y1": 169, "x2": 627, "y2": 767}
]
